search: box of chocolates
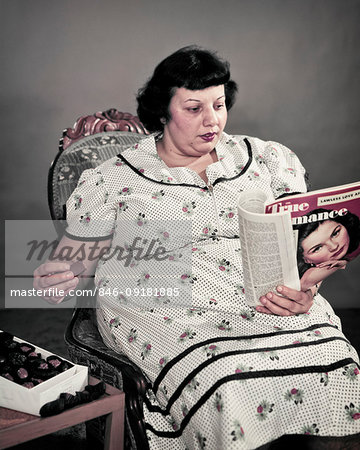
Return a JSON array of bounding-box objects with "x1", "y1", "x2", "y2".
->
[{"x1": 0, "y1": 331, "x2": 88, "y2": 416}]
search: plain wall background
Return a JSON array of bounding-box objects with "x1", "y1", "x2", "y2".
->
[{"x1": 1, "y1": 0, "x2": 359, "y2": 308}]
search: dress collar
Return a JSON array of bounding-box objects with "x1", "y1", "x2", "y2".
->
[{"x1": 117, "y1": 131, "x2": 252, "y2": 188}]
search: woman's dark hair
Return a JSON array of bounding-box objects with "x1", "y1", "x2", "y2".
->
[
  {"x1": 294, "y1": 208, "x2": 360, "y2": 277},
  {"x1": 136, "y1": 45, "x2": 238, "y2": 133}
]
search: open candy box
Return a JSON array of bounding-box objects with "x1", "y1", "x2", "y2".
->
[{"x1": 0, "y1": 331, "x2": 88, "y2": 415}]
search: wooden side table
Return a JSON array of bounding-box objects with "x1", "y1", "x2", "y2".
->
[{"x1": 0, "y1": 376, "x2": 124, "y2": 450}]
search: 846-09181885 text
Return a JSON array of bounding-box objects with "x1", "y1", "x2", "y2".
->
[{"x1": 97, "y1": 287, "x2": 180, "y2": 297}]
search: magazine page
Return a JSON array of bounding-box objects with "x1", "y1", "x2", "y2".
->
[
  {"x1": 265, "y1": 181, "x2": 360, "y2": 291},
  {"x1": 237, "y1": 190, "x2": 300, "y2": 307}
]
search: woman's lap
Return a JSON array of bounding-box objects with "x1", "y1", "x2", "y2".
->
[
  {"x1": 262, "y1": 432, "x2": 360, "y2": 450},
  {"x1": 97, "y1": 303, "x2": 360, "y2": 449}
]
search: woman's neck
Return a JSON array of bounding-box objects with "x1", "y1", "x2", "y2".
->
[{"x1": 156, "y1": 141, "x2": 218, "y2": 183}]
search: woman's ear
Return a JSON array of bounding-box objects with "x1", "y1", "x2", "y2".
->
[{"x1": 160, "y1": 117, "x2": 166, "y2": 125}]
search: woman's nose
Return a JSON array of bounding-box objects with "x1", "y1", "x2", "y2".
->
[
  {"x1": 328, "y1": 240, "x2": 339, "y2": 252},
  {"x1": 203, "y1": 108, "x2": 218, "y2": 127}
]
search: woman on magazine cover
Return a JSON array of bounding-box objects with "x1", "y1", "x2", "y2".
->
[
  {"x1": 296, "y1": 208, "x2": 360, "y2": 291},
  {"x1": 34, "y1": 47, "x2": 360, "y2": 449}
]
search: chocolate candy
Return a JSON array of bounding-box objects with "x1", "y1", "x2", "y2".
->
[
  {"x1": 1, "y1": 372, "x2": 14, "y2": 382},
  {"x1": 0, "y1": 330, "x2": 76, "y2": 386},
  {"x1": 47, "y1": 355, "x2": 63, "y2": 369},
  {"x1": 29, "y1": 359, "x2": 47, "y2": 376},
  {"x1": 31, "y1": 360, "x2": 59, "y2": 380},
  {"x1": 0, "y1": 362, "x2": 12, "y2": 374},
  {"x1": 18, "y1": 343, "x2": 35, "y2": 354},
  {"x1": 59, "y1": 360, "x2": 74, "y2": 372},
  {"x1": 8, "y1": 352, "x2": 27, "y2": 367},
  {"x1": 5, "y1": 341, "x2": 20, "y2": 353},
  {"x1": 28, "y1": 358, "x2": 47, "y2": 369},
  {"x1": 70, "y1": 261, "x2": 86, "y2": 277},
  {"x1": 27, "y1": 351, "x2": 42, "y2": 362},
  {"x1": 38, "y1": 361, "x2": 49, "y2": 370},
  {"x1": 31, "y1": 360, "x2": 48, "y2": 374},
  {"x1": 16, "y1": 367, "x2": 29, "y2": 381}
]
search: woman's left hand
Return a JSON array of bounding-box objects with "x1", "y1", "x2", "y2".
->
[{"x1": 256, "y1": 285, "x2": 313, "y2": 316}]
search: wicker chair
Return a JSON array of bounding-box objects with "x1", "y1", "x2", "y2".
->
[{"x1": 47, "y1": 109, "x2": 151, "y2": 449}]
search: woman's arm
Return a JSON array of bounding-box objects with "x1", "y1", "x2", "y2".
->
[
  {"x1": 299, "y1": 260, "x2": 347, "y2": 291},
  {"x1": 33, "y1": 236, "x2": 111, "y2": 304}
]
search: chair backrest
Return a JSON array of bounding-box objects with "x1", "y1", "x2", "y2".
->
[{"x1": 48, "y1": 109, "x2": 149, "y2": 236}]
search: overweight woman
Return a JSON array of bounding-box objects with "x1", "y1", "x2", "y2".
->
[{"x1": 34, "y1": 46, "x2": 360, "y2": 449}]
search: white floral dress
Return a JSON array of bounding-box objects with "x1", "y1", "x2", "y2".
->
[{"x1": 65, "y1": 132, "x2": 360, "y2": 449}]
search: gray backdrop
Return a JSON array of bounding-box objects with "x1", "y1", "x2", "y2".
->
[{"x1": 1, "y1": 0, "x2": 359, "y2": 308}]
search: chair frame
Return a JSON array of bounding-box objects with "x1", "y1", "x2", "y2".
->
[{"x1": 47, "y1": 109, "x2": 150, "y2": 449}]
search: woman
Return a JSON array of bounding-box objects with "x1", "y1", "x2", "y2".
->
[
  {"x1": 34, "y1": 46, "x2": 360, "y2": 449},
  {"x1": 296, "y1": 208, "x2": 360, "y2": 291}
]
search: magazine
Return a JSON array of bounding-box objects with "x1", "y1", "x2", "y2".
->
[{"x1": 237, "y1": 181, "x2": 360, "y2": 306}]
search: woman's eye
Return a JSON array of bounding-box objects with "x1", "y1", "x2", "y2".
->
[
  {"x1": 187, "y1": 107, "x2": 200, "y2": 112},
  {"x1": 332, "y1": 226, "x2": 341, "y2": 237},
  {"x1": 310, "y1": 245, "x2": 322, "y2": 254},
  {"x1": 215, "y1": 103, "x2": 225, "y2": 110}
]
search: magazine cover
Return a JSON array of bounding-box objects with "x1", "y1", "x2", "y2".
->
[{"x1": 265, "y1": 181, "x2": 360, "y2": 291}]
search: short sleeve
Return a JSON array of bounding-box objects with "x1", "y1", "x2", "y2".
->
[
  {"x1": 65, "y1": 168, "x2": 117, "y2": 241},
  {"x1": 261, "y1": 140, "x2": 308, "y2": 198}
]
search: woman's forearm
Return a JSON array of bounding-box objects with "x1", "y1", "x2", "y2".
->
[{"x1": 300, "y1": 266, "x2": 339, "y2": 291}]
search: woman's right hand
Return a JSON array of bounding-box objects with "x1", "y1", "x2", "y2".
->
[
  {"x1": 315, "y1": 259, "x2": 348, "y2": 270},
  {"x1": 33, "y1": 261, "x2": 79, "y2": 304},
  {"x1": 33, "y1": 237, "x2": 110, "y2": 304}
]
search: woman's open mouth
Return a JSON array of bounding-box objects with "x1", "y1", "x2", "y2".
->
[{"x1": 200, "y1": 132, "x2": 216, "y2": 142}]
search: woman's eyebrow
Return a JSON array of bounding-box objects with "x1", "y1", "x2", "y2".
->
[{"x1": 184, "y1": 95, "x2": 226, "y2": 103}]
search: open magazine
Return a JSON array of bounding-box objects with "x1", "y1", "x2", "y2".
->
[{"x1": 237, "y1": 181, "x2": 360, "y2": 306}]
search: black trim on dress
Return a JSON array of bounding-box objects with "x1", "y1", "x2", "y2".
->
[
  {"x1": 116, "y1": 137, "x2": 253, "y2": 189},
  {"x1": 145, "y1": 357, "x2": 358, "y2": 439},
  {"x1": 64, "y1": 230, "x2": 113, "y2": 242},
  {"x1": 152, "y1": 322, "x2": 340, "y2": 393},
  {"x1": 145, "y1": 335, "x2": 349, "y2": 415}
]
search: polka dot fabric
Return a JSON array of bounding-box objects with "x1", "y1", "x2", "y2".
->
[{"x1": 66, "y1": 132, "x2": 360, "y2": 449}]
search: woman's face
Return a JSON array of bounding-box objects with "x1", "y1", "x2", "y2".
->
[
  {"x1": 301, "y1": 220, "x2": 350, "y2": 265},
  {"x1": 161, "y1": 85, "x2": 227, "y2": 158}
]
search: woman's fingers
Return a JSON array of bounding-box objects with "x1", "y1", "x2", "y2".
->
[
  {"x1": 256, "y1": 294, "x2": 295, "y2": 316},
  {"x1": 41, "y1": 278, "x2": 79, "y2": 304},
  {"x1": 33, "y1": 262, "x2": 71, "y2": 277},
  {"x1": 33, "y1": 262, "x2": 73, "y2": 289},
  {"x1": 328, "y1": 260, "x2": 347, "y2": 269},
  {"x1": 256, "y1": 285, "x2": 313, "y2": 316},
  {"x1": 316, "y1": 260, "x2": 347, "y2": 269},
  {"x1": 34, "y1": 271, "x2": 74, "y2": 290},
  {"x1": 255, "y1": 305, "x2": 273, "y2": 315},
  {"x1": 316, "y1": 262, "x2": 330, "y2": 268},
  {"x1": 33, "y1": 261, "x2": 78, "y2": 304}
]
